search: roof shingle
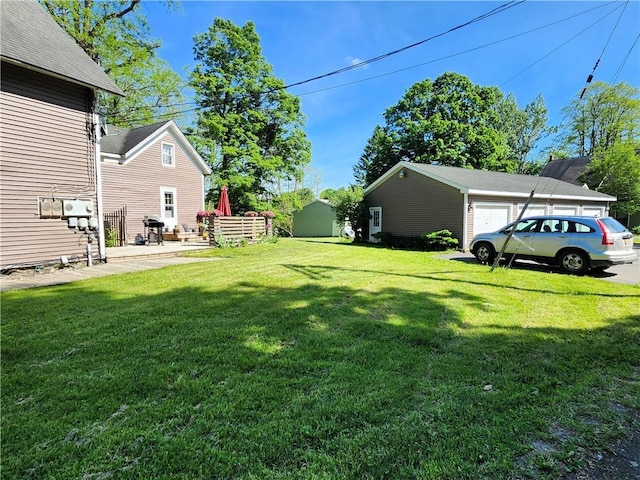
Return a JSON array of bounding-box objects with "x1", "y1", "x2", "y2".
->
[{"x1": 0, "y1": 0, "x2": 123, "y2": 96}]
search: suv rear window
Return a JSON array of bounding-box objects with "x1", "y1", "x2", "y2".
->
[
  {"x1": 598, "y1": 217, "x2": 628, "y2": 233},
  {"x1": 573, "y1": 222, "x2": 595, "y2": 233}
]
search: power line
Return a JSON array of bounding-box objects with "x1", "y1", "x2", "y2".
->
[
  {"x1": 267, "y1": 0, "x2": 525, "y2": 93},
  {"x1": 500, "y1": 2, "x2": 624, "y2": 88},
  {"x1": 295, "y1": 2, "x2": 622, "y2": 97},
  {"x1": 579, "y1": 0, "x2": 629, "y2": 98},
  {"x1": 611, "y1": 33, "x2": 640, "y2": 84},
  {"x1": 113, "y1": 1, "x2": 626, "y2": 125}
]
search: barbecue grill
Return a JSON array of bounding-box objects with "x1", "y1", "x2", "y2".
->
[{"x1": 143, "y1": 215, "x2": 164, "y2": 245}]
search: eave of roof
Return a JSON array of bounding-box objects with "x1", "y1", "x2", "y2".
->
[
  {"x1": 0, "y1": 0, "x2": 124, "y2": 96},
  {"x1": 100, "y1": 120, "x2": 212, "y2": 175},
  {"x1": 364, "y1": 161, "x2": 616, "y2": 202}
]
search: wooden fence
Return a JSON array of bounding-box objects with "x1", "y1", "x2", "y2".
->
[
  {"x1": 209, "y1": 216, "x2": 272, "y2": 246},
  {"x1": 104, "y1": 206, "x2": 127, "y2": 247}
]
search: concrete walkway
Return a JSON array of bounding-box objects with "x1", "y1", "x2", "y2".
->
[{"x1": 1, "y1": 241, "x2": 216, "y2": 292}]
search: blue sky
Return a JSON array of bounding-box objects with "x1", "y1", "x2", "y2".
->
[{"x1": 142, "y1": 1, "x2": 639, "y2": 193}]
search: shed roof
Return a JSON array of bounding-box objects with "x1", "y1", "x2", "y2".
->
[
  {"x1": 365, "y1": 162, "x2": 615, "y2": 202},
  {"x1": 0, "y1": 0, "x2": 124, "y2": 96}
]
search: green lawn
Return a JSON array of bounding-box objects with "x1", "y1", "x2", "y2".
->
[{"x1": 2, "y1": 238, "x2": 639, "y2": 479}]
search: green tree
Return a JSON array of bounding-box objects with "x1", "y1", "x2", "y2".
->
[
  {"x1": 579, "y1": 142, "x2": 640, "y2": 219},
  {"x1": 269, "y1": 189, "x2": 314, "y2": 237},
  {"x1": 40, "y1": 0, "x2": 185, "y2": 127},
  {"x1": 494, "y1": 93, "x2": 549, "y2": 174},
  {"x1": 559, "y1": 81, "x2": 640, "y2": 157},
  {"x1": 330, "y1": 186, "x2": 367, "y2": 243},
  {"x1": 353, "y1": 72, "x2": 515, "y2": 187},
  {"x1": 189, "y1": 18, "x2": 311, "y2": 214}
]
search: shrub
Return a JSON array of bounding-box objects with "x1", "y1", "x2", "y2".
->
[
  {"x1": 105, "y1": 227, "x2": 118, "y2": 247},
  {"x1": 244, "y1": 211, "x2": 259, "y2": 217},
  {"x1": 632, "y1": 225, "x2": 640, "y2": 235},
  {"x1": 421, "y1": 229, "x2": 459, "y2": 251},
  {"x1": 372, "y1": 230, "x2": 459, "y2": 251}
]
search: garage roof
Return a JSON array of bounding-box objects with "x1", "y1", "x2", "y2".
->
[{"x1": 365, "y1": 161, "x2": 616, "y2": 202}]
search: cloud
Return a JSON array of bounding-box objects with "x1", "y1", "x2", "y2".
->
[{"x1": 345, "y1": 56, "x2": 369, "y2": 69}]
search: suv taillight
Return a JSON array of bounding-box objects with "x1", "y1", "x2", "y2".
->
[{"x1": 596, "y1": 219, "x2": 614, "y2": 245}]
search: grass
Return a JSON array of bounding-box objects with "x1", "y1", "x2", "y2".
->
[{"x1": 2, "y1": 238, "x2": 639, "y2": 479}]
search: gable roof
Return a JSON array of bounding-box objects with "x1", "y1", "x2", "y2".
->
[
  {"x1": 540, "y1": 156, "x2": 591, "y2": 186},
  {"x1": 100, "y1": 120, "x2": 212, "y2": 175},
  {"x1": 0, "y1": 0, "x2": 124, "y2": 96},
  {"x1": 365, "y1": 161, "x2": 615, "y2": 202}
]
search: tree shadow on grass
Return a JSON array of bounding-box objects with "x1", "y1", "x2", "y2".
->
[
  {"x1": 2, "y1": 275, "x2": 639, "y2": 479},
  {"x1": 282, "y1": 263, "x2": 640, "y2": 298}
]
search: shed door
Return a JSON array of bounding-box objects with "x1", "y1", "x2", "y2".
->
[
  {"x1": 369, "y1": 207, "x2": 382, "y2": 242},
  {"x1": 473, "y1": 204, "x2": 511, "y2": 235}
]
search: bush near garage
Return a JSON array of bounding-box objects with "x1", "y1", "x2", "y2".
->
[{"x1": 372, "y1": 229, "x2": 459, "y2": 251}]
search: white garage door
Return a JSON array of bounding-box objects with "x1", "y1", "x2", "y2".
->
[
  {"x1": 473, "y1": 204, "x2": 511, "y2": 235},
  {"x1": 552, "y1": 206, "x2": 579, "y2": 216},
  {"x1": 519, "y1": 203, "x2": 547, "y2": 217},
  {"x1": 582, "y1": 206, "x2": 604, "y2": 217}
]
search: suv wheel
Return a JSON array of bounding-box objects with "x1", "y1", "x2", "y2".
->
[
  {"x1": 474, "y1": 242, "x2": 495, "y2": 265},
  {"x1": 558, "y1": 249, "x2": 588, "y2": 274}
]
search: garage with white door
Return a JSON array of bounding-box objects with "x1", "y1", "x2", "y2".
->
[{"x1": 472, "y1": 204, "x2": 512, "y2": 235}]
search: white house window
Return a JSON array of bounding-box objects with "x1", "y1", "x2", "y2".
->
[{"x1": 162, "y1": 143, "x2": 175, "y2": 166}]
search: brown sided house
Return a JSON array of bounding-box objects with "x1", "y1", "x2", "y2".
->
[
  {"x1": 0, "y1": 0, "x2": 124, "y2": 271},
  {"x1": 100, "y1": 121, "x2": 211, "y2": 243},
  {"x1": 364, "y1": 161, "x2": 616, "y2": 250}
]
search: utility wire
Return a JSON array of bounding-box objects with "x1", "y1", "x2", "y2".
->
[
  {"x1": 579, "y1": 0, "x2": 629, "y2": 98},
  {"x1": 112, "y1": 1, "x2": 623, "y2": 125},
  {"x1": 500, "y1": 3, "x2": 623, "y2": 88},
  {"x1": 610, "y1": 33, "x2": 640, "y2": 84},
  {"x1": 267, "y1": 0, "x2": 525, "y2": 93},
  {"x1": 297, "y1": 2, "x2": 622, "y2": 97}
]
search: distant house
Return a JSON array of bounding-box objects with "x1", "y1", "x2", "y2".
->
[
  {"x1": 541, "y1": 155, "x2": 640, "y2": 228},
  {"x1": 364, "y1": 162, "x2": 616, "y2": 250},
  {"x1": 100, "y1": 121, "x2": 212, "y2": 242},
  {"x1": 0, "y1": 0, "x2": 124, "y2": 270},
  {"x1": 293, "y1": 199, "x2": 341, "y2": 237},
  {"x1": 540, "y1": 156, "x2": 591, "y2": 186}
]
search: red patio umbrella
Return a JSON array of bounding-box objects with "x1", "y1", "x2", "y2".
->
[{"x1": 217, "y1": 186, "x2": 232, "y2": 216}]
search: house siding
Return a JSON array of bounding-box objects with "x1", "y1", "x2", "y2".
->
[
  {"x1": 365, "y1": 173, "x2": 465, "y2": 240},
  {"x1": 101, "y1": 132, "x2": 205, "y2": 241},
  {"x1": 0, "y1": 62, "x2": 98, "y2": 269}
]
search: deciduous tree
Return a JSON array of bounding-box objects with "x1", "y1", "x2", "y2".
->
[
  {"x1": 559, "y1": 81, "x2": 640, "y2": 157},
  {"x1": 189, "y1": 18, "x2": 311, "y2": 213},
  {"x1": 579, "y1": 142, "x2": 640, "y2": 219},
  {"x1": 40, "y1": 0, "x2": 185, "y2": 127},
  {"x1": 353, "y1": 72, "x2": 516, "y2": 187}
]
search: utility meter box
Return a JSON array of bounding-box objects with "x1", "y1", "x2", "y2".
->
[
  {"x1": 62, "y1": 199, "x2": 94, "y2": 217},
  {"x1": 39, "y1": 198, "x2": 63, "y2": 218}
]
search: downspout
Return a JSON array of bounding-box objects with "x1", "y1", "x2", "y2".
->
[
  {"x1": 93, "y1": 93, "x2": 107, "y2": 263},
  {"x1": 462, "y1": 192, "x2": 469, "y2": 251}
]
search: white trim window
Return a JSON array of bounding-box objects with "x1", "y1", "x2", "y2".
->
[{"x1": 162, "y1": 142, "x2": 175, "y2": 167}]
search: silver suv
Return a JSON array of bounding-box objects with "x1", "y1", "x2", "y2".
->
[{"x1": 470, "y1": 216, "x2": 637, "y2": 274}]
